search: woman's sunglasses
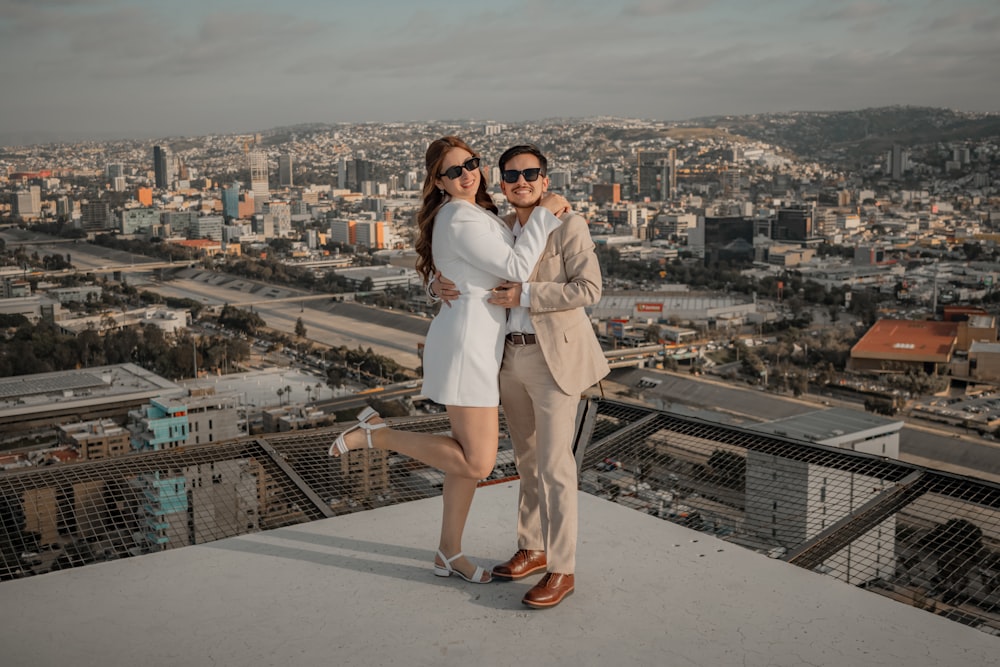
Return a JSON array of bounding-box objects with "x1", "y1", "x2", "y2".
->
[
  {"x1": 501, "y1": 168, "x2": 543, "y2": 184},
  {"x1": 439, "y1": 157, "x2": 481, "y2": 180}
]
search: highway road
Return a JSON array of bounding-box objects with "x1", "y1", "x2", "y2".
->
[
  {"x1": 0, "y1": 230, "x2": 430, "y2": 367},
  {"x1": 0, "y1": 229, "x2": 162, "y2": 272},
  {"x1": 9, "y1": 231, "x2": 1000, "y2": 481},
  {"x1": 148, "y1": 270, "x2": 429, "y2": 368}
]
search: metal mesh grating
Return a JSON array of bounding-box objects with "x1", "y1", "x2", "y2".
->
[
  {"x1": 582, "y1": 399, "x2": 1000, "y2": 636},
  {"x1": 2, "y1": 398, "x2": 999, "y2": 636},
  {"x1": 0, "y1": 412, "x2": 509, "y2": 580}
]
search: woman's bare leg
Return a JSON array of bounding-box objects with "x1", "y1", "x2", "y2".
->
[
  {"x1": 337, "y1": 405, "x2": 499, "y2": 579},
  {"x1": 337, "y1": 406, "x2": 498, "y2": 480},
  {"x1": 432, "y1": 406, "x2": 499, "y2": 580},
  {"x1": 435, "y1": 474, "x2": 484, "y2": 580}
]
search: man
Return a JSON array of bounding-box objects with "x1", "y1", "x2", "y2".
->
[{"x1": 433, "y1": 144, "x2": 608, "y2": 608}]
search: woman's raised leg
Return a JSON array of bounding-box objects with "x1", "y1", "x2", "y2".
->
[{"x1": 334, "y1": 406, "x2": 498, "y2": 480}]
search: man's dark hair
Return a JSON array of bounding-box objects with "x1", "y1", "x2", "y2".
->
[{"x1": 498, "y1": 144, "x2": 548, "y2": 175}]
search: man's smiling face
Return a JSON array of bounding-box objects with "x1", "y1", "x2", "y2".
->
[{"x1": 500, "y1": 153, "x2": 549, "y2": 210}]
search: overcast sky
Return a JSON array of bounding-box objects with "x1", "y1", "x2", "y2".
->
[{"x1": 2, "y1": 0, "x2": 999, "y2": 144}]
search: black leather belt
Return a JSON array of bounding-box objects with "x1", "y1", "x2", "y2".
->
[{"x1": 506, "y1": 333, "x2": 537, "y2": 345}]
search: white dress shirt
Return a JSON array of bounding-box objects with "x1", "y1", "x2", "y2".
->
[{"x1": 507, "y1": 220, "x2": 535, "y2": 335}]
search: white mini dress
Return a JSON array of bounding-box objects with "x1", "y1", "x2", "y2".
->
[{"x1": 421, "y1": 199, "x2": 561, "y2": 407}]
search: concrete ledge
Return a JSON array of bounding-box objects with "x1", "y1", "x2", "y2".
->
[{"x1": 1, "y1": 484, "x2": 996, "y2": 667}]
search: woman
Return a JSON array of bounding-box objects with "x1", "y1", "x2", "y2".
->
[{"x1": 330, "y1": 136, "x2": 568, "y2": 583}]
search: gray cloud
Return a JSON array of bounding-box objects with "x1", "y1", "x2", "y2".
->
[
  {"x1": 810, "y1": 1, "x2": 901, "y2": 22},
  {"x1": 1, "y1": 0, "x2": 998, "y2": 142},
  {"x1": 150, "y1": 12, "x2": 329, "y2": 77},
  {"x1": 622, "y1": 0, "x2": 709, "y2": 17},
  {"x1": 927, "y1": 7, "x2": 1000, "y2": 32}
]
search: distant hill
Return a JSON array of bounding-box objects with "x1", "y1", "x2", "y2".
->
[{"x1": 682, "y1": 106, "x2": 1000, "y2": 163}]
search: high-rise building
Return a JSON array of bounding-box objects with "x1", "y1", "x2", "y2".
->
[
  {"x1": 161, "y1": 211, "x2": 197, "y2": 237},
  {"x1": 636, "y1": 148, "x2": 676, "y2": 201},
  {"x1": 80, "y1": 202, "x2": 113, "y2": 232},
  {"x1": 549, "y1": 170, "x2": 571, "y2": 190},
  {"x1": 190, "y1": 216, "x2": 224, "y2": 241},
  {"x1": 667, "y1": 148, "x2": 677, "y2": 199},
  {"x1": 106, "y1": 163, "x2": 125, "y2": 180},
  {"x1": 153, "y1": 146, "x2": 174, "y2": 189},
  {"x1": 338, "y1": 156, "x2": 348, "y2": 189},
  {"x1": 55, "y1": 196, "x2": 73, "y2": 218},
  {"x1": 278, "y1": 153, "x2": 293, "y2": 187},
  {"x1": 252, "y1": 214, "x2": 275, "y2": 239},
  {"x1": 221, "y1": 182, "x2": 240, "y2": 220},
  {"x1": 814, "y1": 208, "x2": 840, "y2": 238},
  {"x1": 13, "y1": 186, "x2": 41, "y2": 219},
  {"x1": 354, "y1": 221, "x2": 385, "y2": 249},
  {"x1": 264, "y1": 201, "x2": 291, "y2": 237},
  {"x1": 720, "y1": 167, "x2": 741, "y2": 197},
  {"x1": 248, "y1": 149, "x2": 269, "y2": 205},
  {"x1": 889, "y1": 145, "x2": 908, "y2": 181},
  {"x1": 329, "y1": 219, "x2": 356, "y2": 245},
  {"x1": 591, "y1": 183, "x2": 621, "y2": 205},
  {"x1": 772, "y1": 207, "x2": 814, "y2": 241},
  {"x1": 688, "y1": 215, "x2": 755, "y2": 263},
  {"x1": 345, "y1": 158, "x2": 376, "y2": 192}
]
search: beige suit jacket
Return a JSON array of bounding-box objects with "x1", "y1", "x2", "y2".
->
[{"x1": 507, "y1": 211, "x2": 610, "y2": 396}]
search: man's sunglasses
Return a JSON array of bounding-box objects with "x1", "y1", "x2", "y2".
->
[
  {"x1": 501, "y1": 168, "x2": 543, "y2": 184},
  {"x1": 439, "y1": 157, "x2": 481, "y2": 180}
]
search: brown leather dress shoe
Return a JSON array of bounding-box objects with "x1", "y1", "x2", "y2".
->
[
  {"x1": 522, "y1": 573, "x2": 574, "y2": 609},
  {"x1": 492, "y1": 549, "x2": 547, "y2": 580}
]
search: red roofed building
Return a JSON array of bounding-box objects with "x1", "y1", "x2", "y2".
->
[
  {"x1": 10, "y1": 170, "x2": 53, "y2": 181},
  {"x1": 46, "y1": 448, "x2": 80, "y2": 464},
  {"x1": 849, "y1": 319, "x2": 958, "y2": 374}
]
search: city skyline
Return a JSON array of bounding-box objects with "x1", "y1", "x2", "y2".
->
[{"x1": 1, "y1": 0, "x2": 999, "y2": 146}]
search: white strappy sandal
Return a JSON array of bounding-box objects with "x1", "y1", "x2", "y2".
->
[
  {"x1": 328, "y1": 407, "x2": 385, "y2": 456},
  {"x1": 433, "y1": 550, "x2": 492, "y2": 584}
]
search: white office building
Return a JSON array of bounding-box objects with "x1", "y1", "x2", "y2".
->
[{"x1": 746, "y1": 408, "x2": 903, "y2": 585}]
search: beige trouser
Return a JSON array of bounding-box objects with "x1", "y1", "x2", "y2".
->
[{"x1": 499, "y1": 341, "x2": 580, "y2": 574}]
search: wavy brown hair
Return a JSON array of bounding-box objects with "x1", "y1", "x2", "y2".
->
[{"x1": 415, "y1": 136, "x2": 498, "y2": 283}]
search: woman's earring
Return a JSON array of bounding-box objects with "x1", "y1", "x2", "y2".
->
[{"x1": 438, "y1": 189, "x2": 445, "y2": 196}]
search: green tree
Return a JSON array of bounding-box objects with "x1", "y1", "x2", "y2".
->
[{"x1": 218, "y1": 305, "x2": 266, "y2": 336}]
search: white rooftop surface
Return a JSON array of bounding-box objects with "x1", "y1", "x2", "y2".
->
[
  {"x1": 750, "y1": 406, "x2": 904, "y2": 442},
  {"x1": 2, "y1": 484, "x2": 996, "y2": 667}
]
